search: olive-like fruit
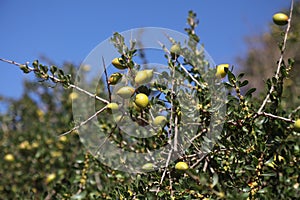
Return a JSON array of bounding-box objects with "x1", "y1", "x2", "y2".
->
[
  {"x1": 135, "y1": 69, "x2": 154, "y2": 85},
  {"x1": 153, "y1": 116, "x2": 167, "y2": 127},
  {"x1": 170, "y1": 44, "x2": 181, "y2": 58},
  {"x1": 273, "y1": 13, "x2": 289, "y2": 26},
  {"x1": 4, "y1": 154, "x2": 14, "y2": 162},
  {"x1": 107, "y1": 103, "x2": 119, "y2": 111},
  {"x1": 142, "y1": 163, "x2": 154, "y2": 171},
  {"x1": 116, "y1": 86, "x2": 135, "y2": 99},
  {"x1": 294, "y1": 119, "x2": 300, "y2": 132},
  {"x1": 135, "y1": 93, "x2": 149, "y2": 108},
  {"x1": 45, "y1": 173, "x2": 56, "y2": 184},
  {"x1": 216, "y1": 63, "x2": 229, "y2": 78},
  {"x1": 112, "y1": 57, "x2": 127, "y2": 69},
  {"x1": 108, "y1": 72, "x2": 122, "y2": 85},
  {"x1": 175, "y1": 161, "x2": 189, "y2": 170}
]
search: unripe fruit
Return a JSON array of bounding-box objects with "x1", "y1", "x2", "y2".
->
[
  {"x1": 4, "y1": 154, "x2": 14, "y2": 162},
  {"x1": 273, "y1": 13, "x2": 289, "y2": 26},
  {"x1": 45, "y1": 173, "x2": 56, "y2": 184},
  {"x1": 153, "y1": 116, "x2": 167, "y2": 127},
  {"x1": 131, "y1": 101, "x2": 142, "y2": 112},
  {"x1": 175, "y1": 161, "x2": 189, "y2": 170},
  {"x1": 294, "y1": 119, "x2": 300, "y2": 132},
  {"x1": 108, "y1": 72, "x2": 122, "y2": 85},
  {"x1": 107, "y1": 103, "x2": 119, "y2": 110},
  {"x1": 216, "y1": 63, "x2": 229, "y2": 78},
  {"x1": 142, "y1": 163, "x2": 154, "y2": 171},
  {"x1": 116, "y1": 86, "x2": 135, "y2": 99},
  {"x1": 112, "y1": 58, "x2": 127, "y2": 69},
  {"x1": 170, "y1": 44, "x2": 181, "y2": 58},
  {"x1": 135, "y1": 69, "x2": 154, "y2": 85},
  {"x1": 135, "y1": 93, "x2": 149, "y2": 108}
]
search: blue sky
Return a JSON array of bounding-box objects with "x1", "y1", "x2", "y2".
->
[{"x1": 0, "y1": 0, "x2": 291, "y2": 99}]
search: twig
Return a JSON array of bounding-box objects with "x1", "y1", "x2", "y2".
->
[
  {"x1": 257, "y1": 0, "x2": 294, "y2": 114},
  {"x1": 58, "y1": 105, "x2": 108, "y2": 137},
  {"x1": 102, "y1": 56, "x2": 112, "y2": 102},
  {"x1": 288, "y1": 105, "x2": 300, "y2": 119},
  {"x1": 0, "y1": 58, "x2": 109, "y2": 104},
  {"x1": 258, "y1": 112, "x2": 295, "y2": 123}
]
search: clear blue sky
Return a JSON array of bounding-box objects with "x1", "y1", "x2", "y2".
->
[{"x1": 0, "y1": 0, "x2": 291, "y2": 99}]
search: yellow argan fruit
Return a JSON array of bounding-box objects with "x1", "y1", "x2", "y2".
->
[
  {"x1": 108, "y1": 72, "x2": 122, "y2": 85},
  {"x1": 135, "y1": 93, "x2": 149, "y2": 108},
  {"x1": 273, "y1": 13, "x2": 289, "y2": 26},
  {"x1": 4, "y1": 154, "x2": 14, "y2": 162},
  {"x1": 45, "y1": 173, "x2": 56, "y2": 184},
  {"x1": 107, "y1": 103, "x2": 119, "y2": 111},
  {"x1": 142, "y1": 163, "x2": 154, "y2": 171},
  {"x1": 135, "y1": 69, "x2": 154, "y2": 85},
  {"x1": 170, "y1": 44, "x2": 181, "y2": 58},
  {"x1": 216, "y1": 63, "x2": 229, "y2": 78},
  {"x1": 153, "y1": 116, "x2": 167, "y2": 127},
  {"x1": 116, "y1": 86, "x2": 135, "y2": 99},
  {"x1": 112, "y1": 57, "x2": 127, "y2": 70},
  {"x1": 175, "y1": 161, "x2": 189, "y2": 170},
  {"x1": 294, "y1": 119, "x2": 300, "y2": 132}
]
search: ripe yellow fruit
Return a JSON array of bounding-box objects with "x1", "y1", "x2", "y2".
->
[
  {"x1": 107, "y1": 103, "x2": 119, "y2": 110},
  {"x1": 142, "y1": 163, "x2": 154, "y2": 171},
  {"x1": 131, "y1": 101, "x2": 142, "y2": 112},
  {"x1": 216, "y1": 63, "x2": 229, "y2": 78},
  {"x1": 175, "y1": 161, "x2": 189, "y2": 170},
  {"x1": 273, "y1": 13, "x2": 289, "y2": 26},
  {"x1": 294, "y1": 119, "x2": 300, "y2": 132},
  {"x1": 45, "y1": 173, "x2": 56, "y2": 184},
  {"x1": 135, "y1": 93, "x2": 149, "y2": 108},
  {"x1": 170, "y1": 44, "x2": 181, "y2": 58},
  {"x1": 4, "y1": 154, "x2": 14, "y2": 162},
  {"x1": 112, "y1": 57, "x2": 127, "y2": 69},
  {"x1": 153, "y1": 116, "x2": 167, "y2": 127},
  {"x1": 135, "y1": 69, "x2": 154, "y2": 85},
  {"x1": 116, "y1": 86, "x2": 135, "y2": 99},
  {"x1": 108, "y1": 72, "x2": 122, "y2": 85}
]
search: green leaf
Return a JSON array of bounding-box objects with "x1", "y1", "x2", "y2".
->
[{"x1": 245, "y1": 88, "x2": 256, "y2": 98}]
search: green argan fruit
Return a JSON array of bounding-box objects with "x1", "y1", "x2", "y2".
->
[
  {"x1": 135, "y1": 93, "x2": 149, "y2": 108},
  {"x1": 294, "y1": 119, "x2": 300, "y2": 132},
  {"x1": 153, "y1": 115, "x2": 167, "y2": 127},
  {"x1": 116, "y1": 86, "x2": 135, "y2": 99},
  {"x1": 170, "y1": 44, "x2": 181, "y2": 58},
  {"x1": 112, "y1": 57, "x2": 127, "y2": 69},
  {"x1": 108, "y1": 73, "x2": 122, "y2": 85},
  {"x1": 142, "y1": 163, "x2": 154, "y2": 171},
  {"x1": 273, "y1": 13, "x2": 289, "y2": 26},
  {"x1": 135, "y1": 69, "x2": 154, "y2": 85},
  {"x1": 107, "y1": 103, "x2": 119, "y2": 110}
]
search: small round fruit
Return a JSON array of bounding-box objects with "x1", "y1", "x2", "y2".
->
[
  {"x1": 116, "y1": 86, "x2": 135, "y2": 99},
  {"x1": 170, "y1": 44, "x2": 181, "y2": 58},
  {"x1": 112, "y1": 57, "x2": 127, "y2": 69},
  {"x1": 142, "y1": 163, "x2": 154, "y2": 171},
  {"x1": 45, "y1": 173, "x2": 56, "y2": 184},
  {"x1": 4, "y1": 154, "x2": 14, "y2": 162},
  {"x1": 135, "y1": 93, "x2": 149, "y2": 108},
  {"x1": 216, "y1": 63, "x2": 229, "y2": 78},
  {"x1": 131, "y1": 101, "x2": 142, "y2": 112},
  {"x1": 294, "y1": 119, "x2": 300, "y2": 132},
  {"x1": 107, "y1": 103, "x2": 119, "y2": 111},
  {"x1": 135, "y1": 69, "x2": 154, "y2": 85},
  {"x1": 175, "y1": 161, "x2": 189, "y2": 171},
  {"x1": 108, "y1": 72, "x2": 122, "y2": 85},
  {"x1": 273, "y1": 13, "x2": 289, "y2": 26},
  {"x1": 153, "y1": 116, "x2": 167, "y2": 127}
]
